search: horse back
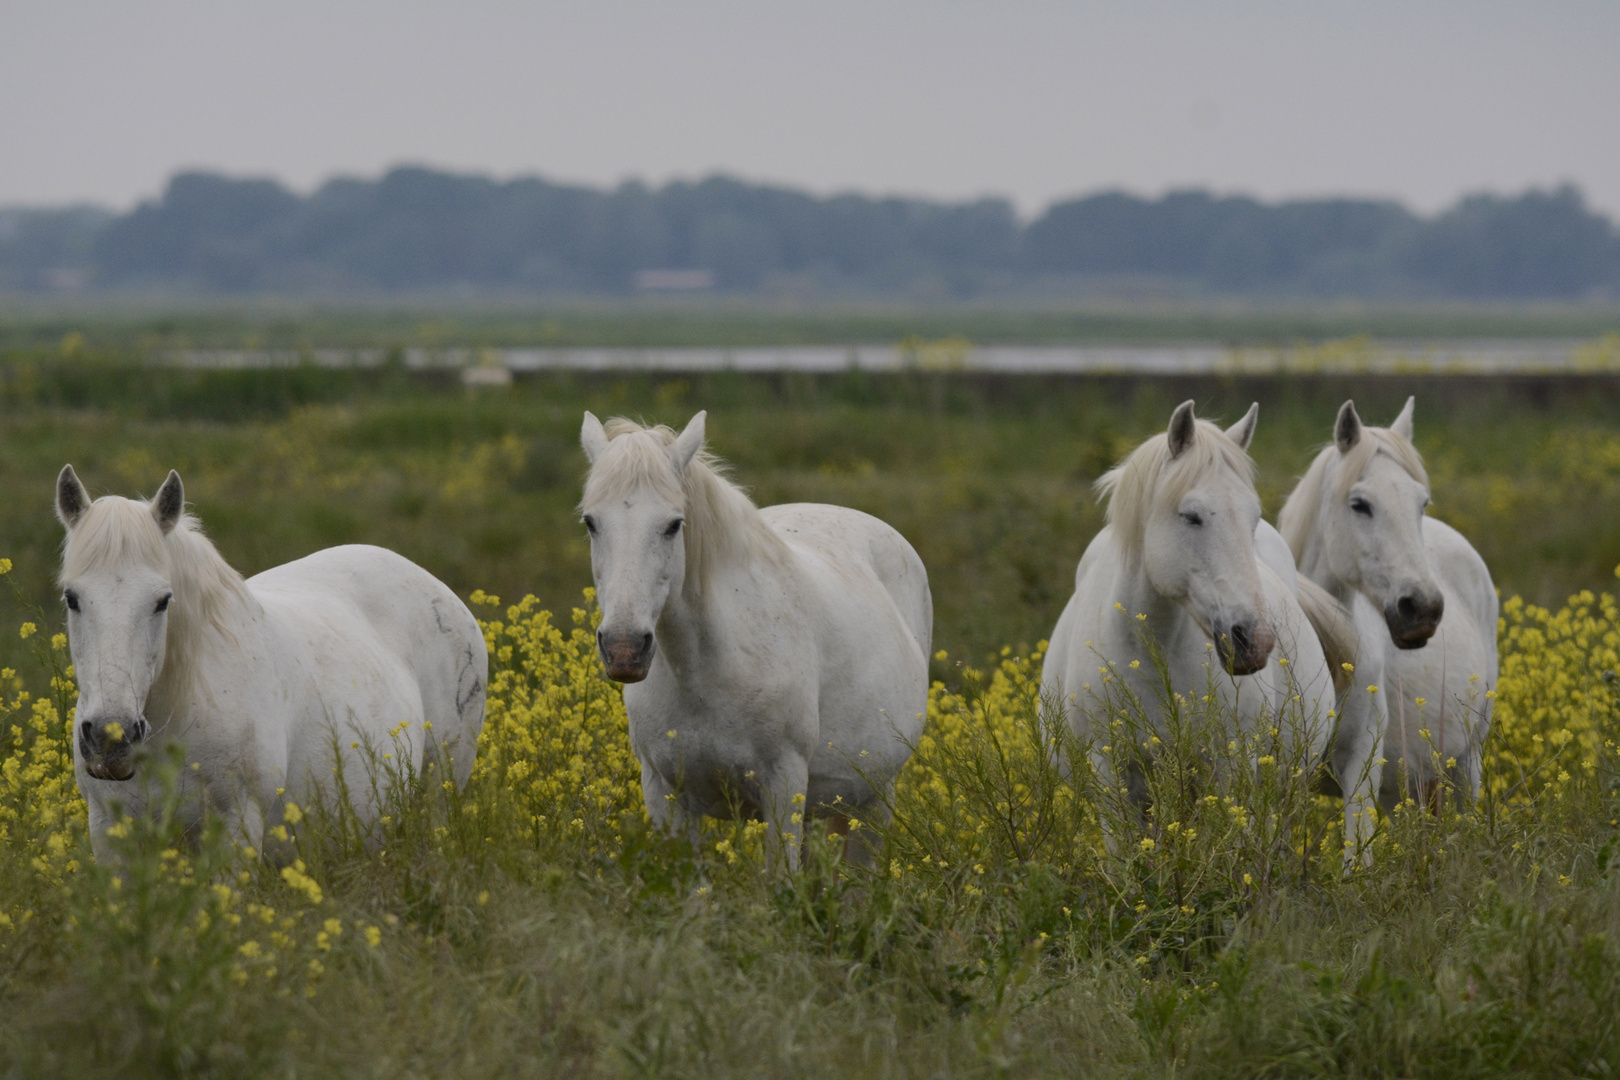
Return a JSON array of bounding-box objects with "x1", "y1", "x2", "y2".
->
[
  {"x1": 247, "y1": 544, "x2": 487, "y2": 784},
  {"x1": 760, "y1": 503, "x2": 933, "y2": 658}
]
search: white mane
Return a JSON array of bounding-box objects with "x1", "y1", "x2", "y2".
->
[
  {"x1": 1278, "y1": 426, "x2": 1429, "y2": 560},
  {"x1": 1095, "y1": 418, "x2": 1256, "y2": 560},
  {"x1": 579, "y1": 418, "x2": 788, "y2": 594},
  {"x1": 62, "y1": 496, "x2": 255, "y2": 682}
]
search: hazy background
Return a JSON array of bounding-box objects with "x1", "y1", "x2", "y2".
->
[{"x1": 4, "y1": 1, "x2": 1618, "y2": 216}]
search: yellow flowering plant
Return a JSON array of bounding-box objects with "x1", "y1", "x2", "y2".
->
[
  {"x1": 59, "y1": 744, "x2": 364, "y2": 1063},
  {"x1": 466, "y1": 589, "x2": 644, "y2": 858},
  {"x1": 0, "y1": 567, "x2": 88, "y2": 930},
  {"x1": 888, "y1": 645, "x2": 1080, "y2": 874},
  {"x1": 12, "y1": 545, "x2": 1620, "y2": 1032},
  {"x1": 1489, "y1": 582, "x2": 1620, "y2": 808}
]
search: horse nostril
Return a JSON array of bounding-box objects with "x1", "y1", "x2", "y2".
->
[
  {"x1": 641, "y1": 632, "x2": 653, "y2": 652},
  {"x1": 596, "y1": 630, "x2": 605, "y2": 649},
  {"x1": 79, "y1": 720, "x2": 94, "y2": 744},
  {"x1": 1230, "y1": 624, "x2": 1251, "y2": 650},
  {"x1": 1397, "y1": 595, "x2": 1418, "y2": 621}
]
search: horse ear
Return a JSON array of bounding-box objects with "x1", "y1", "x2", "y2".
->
[
  {"x1": 1167, "y1": 400, "x2": 1197, "y2": 458},
  {"x1": 580, "y1": 411, "x2": 609, "y2": 464},
  {"x1": 1225, "y1": 403, "x2": 1260, "y2": 451},
  {"x1": 1389, "y1": 396, "x2": 1416, "y2": 441},
  {"x1": 151, "y1": 470, "x2": 185, "y2": 535},
  {"x1": 1335, "y1": 401, "x2": 1363, "y2": 453},
  {"x1": 671, "y1": 411, "x2": 707, "y2": 473},
  {"x1": 56, "y1": 465, "x2": 90, "y2": 529}
]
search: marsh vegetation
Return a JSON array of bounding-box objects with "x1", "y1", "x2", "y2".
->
[{"x1": 3, "y1": 340, "x2": 1620, "y2": 1075}]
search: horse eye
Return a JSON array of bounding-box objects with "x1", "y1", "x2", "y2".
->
[
  {"x1": 63, "y1": 590, "x2": 79, "y2": 613},
  {"x1": 154, "y1": 594, "x2": 172, "y2": 614},
  {"x1": 1350, "y1": 497, "x2": 1373, "y2": 517},
  {"x1": 582, "y1": 515, "x2": 597, "y2": 535},
  {"x1": 664, "y1": 519, "x2": 684, "y2": 537},
  {"x1": 1180, "y1": 512, "x2": 1203, "y2": 527}
]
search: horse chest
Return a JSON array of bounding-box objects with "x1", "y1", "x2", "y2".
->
[{"x1": 627, "y1": 669, "x2": 814, "y2": 774}]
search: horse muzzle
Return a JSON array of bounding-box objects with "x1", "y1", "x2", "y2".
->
[
  {"x1": 1213, "y1": 617, "x2": 1276, "y2": 677},
  {"x1": 597, "y1": 629, "x2": 655, "y2": 683},
  {"x1": 1384, "y1": 589, "x2": 1444, "y2": 650},
  {"x1": 79, "y1": 717, "x2": 147, "y2": 782}
]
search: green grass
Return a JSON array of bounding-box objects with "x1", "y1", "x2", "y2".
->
[
  {"x1": 3, "y1": 346, "x2": 1620, "y2": 1075},
  {"x1": 4, "y1": 611, "x2": 1617, "y2": 1079},
  {"x1": 5, "y1": 297, "x2": 1620, "y2": 349},
  {"x1": 0, "y1": 352, "x2": 1619, "y2": 669}
]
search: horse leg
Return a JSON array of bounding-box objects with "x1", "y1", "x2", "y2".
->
[
  {"x1": 227, "y1": 795, "x2": 272, "y2": 862},
  {"x1": 820, "y1": 812, "x2": 857, "y2": 866},
  {"x1": 838, "y1": 799, "x2": 892, "y2": 869},
  {"x1": 84, "y1": 793, "x2": 123, "y2": 864},
  {"x1": 640, "y1": 763, "x2": 700, "y2": 851},
  {"x1": 1333, "y1": 688, "x2": 1387, "y2": 870},
  {"x1": 1087, "y1": 748, "x2": 1134, "y2": 860},
  {"x1": 761, "y1": 757, "x2": 810, "y2": 873},
  {"x1": 1422, "y1": 777, "x2": 1444, "y2": 817}
]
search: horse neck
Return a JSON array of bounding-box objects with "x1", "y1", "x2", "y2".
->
[
  {"x1": 147, "y1": 529, "x2": 260, "y2": 718},
  {"x1": 679, "y1": 462, "x2": 788, "y2": 593},
  {"x1": 1107, "y1": 550, "x2": 1191, "y2": 647},
  {"x1": 1276, "y1": 466, "x2": 1341, "y2": 599},
  {"x1": 657, "y1": 474, "x2": 789, "y2": 666}
]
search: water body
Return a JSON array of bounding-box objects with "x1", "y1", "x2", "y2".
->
[{"x1": 164, "y1": 339, "x2": 1617, "y2": 376}]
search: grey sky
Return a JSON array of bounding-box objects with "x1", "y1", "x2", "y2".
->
[{"x1": 4, "y1": 1, "x2": 1617, "y2": 217}]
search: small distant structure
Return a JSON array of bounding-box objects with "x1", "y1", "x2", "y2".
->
[
  {"x1": 461, "y1": 348, "x2": 513, "y2": 387},
  {"x1": 633, "y1": 268, "x2": 716, "y2": 292}
]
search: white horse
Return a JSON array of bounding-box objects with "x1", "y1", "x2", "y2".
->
[
  {"x1": 56, "y1": 466, "x2": 487, "y2": 861},
  {"x1": 1042, "y1": 402, "x2": 1337, "y2": 833},
  {"x1": 1279, "y1": 398, "x2": 1497, "y2": 829},
  {"x1": 578, "y1": 411, "x2": 932, "y2": 868}
]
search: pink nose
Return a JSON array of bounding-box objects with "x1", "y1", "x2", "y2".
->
[
  {"x1": 1214, "y1": 617, "x2": 1275, "y2": 676},
  {"x1": 597, "y1": 629, "x2": 654, "y2": 683},
  {"x1": 79, "y1": 716, "x2": 145, "y2": 781},
  {"x1": 1386, "y1": 588, "x2": 1444, "y2": 649}
]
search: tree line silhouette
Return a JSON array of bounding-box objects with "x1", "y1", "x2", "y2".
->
[{"x1": 2, "y1": 168, "x2": 1616, "y2": 299}]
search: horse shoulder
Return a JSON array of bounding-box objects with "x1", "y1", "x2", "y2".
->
[
  {"x1": 1041, "y1": 594, "x2": 1080, "y2": 695},
  {"x1": 1076, "y1": 525, "x2": 1116, "y2": 587},
  {"x1": 761, "y1": 503, "x2": 932, "y2": 654},
  {"x1": 1044, "y1": 528, "x2": 1125, "y2": 699}
]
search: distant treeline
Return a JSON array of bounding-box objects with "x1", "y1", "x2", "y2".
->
[{"x1": 3, "y1": 168, "x2": 1618, "y2": 299}]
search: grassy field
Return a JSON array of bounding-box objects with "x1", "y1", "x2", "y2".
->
[
  {"x1": 3, "y1": 338, "x2": 1620, "y2": 1076},
  {"x1": 0, "y1": 351, "x2": 1618, "y2": 667},
  {"x1": 4, "y1": 296, "x2": 1620, "y2": 349}
]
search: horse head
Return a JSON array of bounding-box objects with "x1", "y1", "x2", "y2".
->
[
  {"x1": 1318, "y1": 398, "x2": 1443, "y2": 649},
  {"x1": 578, "y1": 412, "x2": 706, "y2": 682},
  {"x1": 1105, "y1": 401, "x2": 1275, "y2": 675},
  {"x1": 55, "y1": 465, "x2": 186, "y2": 781}
]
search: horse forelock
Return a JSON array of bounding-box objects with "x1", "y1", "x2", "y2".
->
[
  {"x1": 61, "y1": 495, "x2": 252, "y2": 650},
  {"x1": 1096, "y1": 419, "x2": 1256, "y2": 561},
  {"x1": 579, "y1": 417, "x2": 786, "y2": 593},
  {"x1": 580, "y1": 421, "x2": 688, "y2": 511},
  {"x1": 61, "y1": 497, "x2": 167, "y2": 583},
  {"x1": 1278, "y1": 426, "x2": 1429, "y2": 560},
  {"x1": 1336, "y1": 427, "x2": 1429, "y2": 497}
]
